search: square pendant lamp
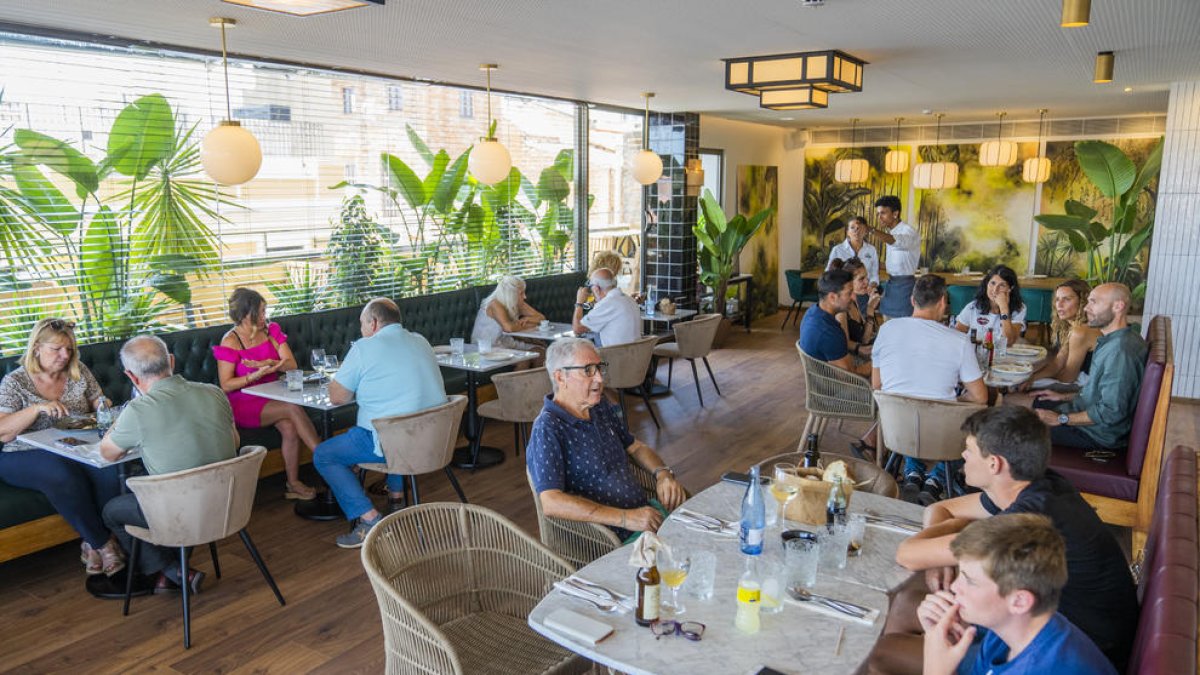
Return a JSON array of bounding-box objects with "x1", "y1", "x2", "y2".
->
[
  {"x1": 759, "y1": 86, "x2": 829, "y2": 110},
  {"x1": 725, "y1": 49, "x2": 865, "y2": 96},
  {"x1": 221, "y1": 0, "x2": 383, "y2": 16}
]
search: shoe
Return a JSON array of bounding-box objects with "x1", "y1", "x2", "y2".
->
[
  {"x1": 336, "y1": 517, "x2": 379, "y2": 549},
  {"x1": 157, "y1": 568, "x2": 206, "y2": 595},
  {"x1": 81, "y1": 542, "x2": 103, "y2": 575},
  {"x1": 900, "y1": 473, "x2": 923, "y2": 503},
  {"x1": 386, "y1": 497, "x2": 407, "y2": 514},
  {"x1": 918, "y1": 478, "x2": 945, "y2": 506},
  {"x1": 284, "y1": 481, "x2": 317, "y2": 501},
  {"x1": 849, "y1": 441, "x2": 876, "y2": 463},
  {"x1": 98, "y1": 539, "x2": 126, "y2": 577}
]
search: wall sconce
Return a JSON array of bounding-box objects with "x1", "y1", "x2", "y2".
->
[{"x1": 685, "y1": 158, "x2": 705, "y2": 196}]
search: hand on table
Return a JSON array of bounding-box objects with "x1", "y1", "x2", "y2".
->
[
  {"x1": 245, "y1": 364, "x2": 274, "y2": 384},
  {"x1": 655, "y1": 475, "x2": 687, "y2": 511},
  {"x1": 1030, "y1": 389, "x2": 1070, "y2": 402},
  {"x1": 625, "y1": 506, "x2": 664, "y2": 533},
  {"x1": 37, "y1": 401, "x2": 69, "y2": 419}
]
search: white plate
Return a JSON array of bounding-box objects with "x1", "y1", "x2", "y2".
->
[
  {"x1": 480, "y1": 350, "x2": 515, "y2": 361},
  {"x1": 1005, "y1": 345, "x2": 1047, "y2": 360},
  {"x1": 433, "y1": 345, "x2": 454, "y2": 354},
  {"x1": 992, "y1": 363, "x2": 1033, "y2": 375}
]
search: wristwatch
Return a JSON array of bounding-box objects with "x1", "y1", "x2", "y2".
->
[
  {"x1": 653, "y1": 466, "x2": 674, "y2": 481},
  {"x1": 999, "y1": 313, "x2": 1010, "y2": 321},
  {"x1": 1058, "y1": 413, "x2": 1070, "y2": 426}
]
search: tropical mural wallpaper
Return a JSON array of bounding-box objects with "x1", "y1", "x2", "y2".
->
[{"x1": 738, "y1": 165, "x2": 780, "y2": 319}]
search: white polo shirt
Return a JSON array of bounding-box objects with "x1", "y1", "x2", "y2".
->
[
  {"x1": 825, "y1": 240, "x2": 880, "y2": 285},
  {"x1": 956, "y1": 301, "x2": 1027, "y2": 337},
  {"x1": 872, "y1": 317, "x2": 983, "y2": 400},
  {"x1": 884, "y1": 221, "x2": 921, "y2": 276},
  {"x1": 581, "y1": 288, "x2": 641, "y2": 347}
]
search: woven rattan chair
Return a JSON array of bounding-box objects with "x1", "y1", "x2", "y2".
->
[
  {"x1": 796, "y1": 343, "x2": 876, "y2": 448},
  {"x1": 598, "y1": 335, "x2": 661, "y2": 429},
  {"x1": 477, "y1": 368, "x2": 552, "y2": 456},
  {"x1": 121, "y1": 446, "x2": 285, "y2": 649},
  {"x1": 361, "y1": 503, "x2": 589, "y2": 675},
  {"x1": 362, "y1": 395, "x2": 469, "y2": 506},
  {"x1": 873, "y1": 391, "x2": 986, "y2": 498},
  {"x1": 652, "y1": 313, "x2": 723, "y2": 407}
]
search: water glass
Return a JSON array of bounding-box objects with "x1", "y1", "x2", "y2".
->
[
  {"x1": 449, "y1": 338, "x2": 465, "y2": 356},
  {"x1": 685, "y1": 551, "x2": 716, "y2": 600},
  {"x1": 285, "y1": 369, "x2": 304, "y2": 392},
  {"x1": 310, "y1": 348, "x2": 326, "y2": 371},
  {"x1": 539, "y1": 320, "x2": 551, "y2": 331},
  {"x1": 784, "y1": 537, "x2": 820, "y2": 589},
  {"x1": 478, "y1": 337, "x2": 494, "y2": 354},
  {"x1": 758, "y1": 558, "x2": 786, "y2": 615},
  {"x1": 847, "y1": 513, "x2": 866, "y2": 557},
  {"x1": 996, "y1": 333, "x2": 1008, "y2": 358},
  {"x1": 820, "y1": 524, "x2": 851, "y2": 571}
]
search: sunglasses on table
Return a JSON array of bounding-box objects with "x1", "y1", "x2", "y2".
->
[
  {"x1": 650, "y1": 620, "x2": 705, "y2": 641},
  {"x1": 559, "y1": 362, "x2": 609, "y2": 377}
]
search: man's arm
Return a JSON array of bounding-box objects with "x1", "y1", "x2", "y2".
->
[
  {"x1": 626, "y1": 439, "x2": 686, "y2": 510},
  {"x1": 98, "y1": 431, "x2": 128, "y2": 462},
  {"x1": 327, "y1": 379, "x2": 355, "y2": 406},
  {"x1": 960, "y1": 377, "x2": 987, "y2": 404},
  {"x1": 539, "y1": 489, "x2": 663, "y2": 532},
  {"x1": 829, "y1": 354, "x2": 872, "y2": 377},
  {"x1": 871, "y1": 366, "x2": 882, "y2": 390}
]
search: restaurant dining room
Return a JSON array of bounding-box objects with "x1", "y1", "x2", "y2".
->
[{"x1": 1, "y1": 0, "x2": 1198, "y2": 673}]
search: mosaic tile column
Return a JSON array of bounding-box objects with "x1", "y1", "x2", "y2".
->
[{"x1": 642, "y1": 112, "x2": 700, "y2": 307}]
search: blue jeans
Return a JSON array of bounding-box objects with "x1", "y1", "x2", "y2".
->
[
  {"x1": 0, "y1": 449, "x2": 122, "y2": 548},
  {"x1": 313, "y1": 426, "x2": 405, "y2": 521},
  {"x1": 902, "y1": 457, "x2": 953, "y2": 485}
]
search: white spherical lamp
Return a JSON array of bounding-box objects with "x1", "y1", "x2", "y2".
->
[
  {"x1": 202, "y1": 121, "x2": 262, "y2": 186},
  {"x1": 469, "y1": 137, "x2": 512, "y2": 186},
  {"x1": 632, "y1": 149, "x2": 663, "y2": 186}
]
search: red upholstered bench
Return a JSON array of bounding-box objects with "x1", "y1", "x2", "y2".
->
[
  {"x1": 1048, "y1": 315, "x2": 1174, "y2": 552},
  {"x1": 1126, "y1": 446, "x2": 1198, "y2": 675}
]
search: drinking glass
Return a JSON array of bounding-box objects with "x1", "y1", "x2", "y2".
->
[
  {"x1": 686, "y1": 551, "x2": 716, "y2": 600},
  {"x1": 449, "y1": 338, "x2": 465, "y2": 356},
  {"x1": 285, "y1": 369, "x2": 304, "y2": 392},
  {"x1": 322, "y1": 354, "x2": 339, "y2": 378},
  {"x1": 659, "y1": 547, "x2": 691, "y2": 616},
  {"x1": 310, "y1": 348, "x2": 326, "y2": 381},
  {"x1": 758, "y1": 558, "x2": 786, "y2": 615},
  {"x1": 768, "y1": 463, "x2": 801, "y2": 530},
  {"x1": 820, "y1": 523, "x2": 851, "y2": 571},
  {"x1": 478, "y1": 337, "x2": 494, "y2": 355},
  {"x1": 784, "y1": 537, "x2": 820, "y2": 589},
  {"x1": 847, "y1": 513, "x2": 867, "y2": 557}
]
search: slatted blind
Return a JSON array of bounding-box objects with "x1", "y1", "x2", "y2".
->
[{"x1": 0, "y1": 31, "x2": 588, "y2": 353}]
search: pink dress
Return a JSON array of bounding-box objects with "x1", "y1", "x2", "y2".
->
[{"x1": 212, "y1": 322, "x2": 288, "y2": 428}]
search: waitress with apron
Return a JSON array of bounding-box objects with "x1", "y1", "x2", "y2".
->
[{"x1": 869, "y1": 195, "x2": 921, "y2": 319}]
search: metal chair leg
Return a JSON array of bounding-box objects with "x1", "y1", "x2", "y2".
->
[
  {"x1": 639, "y1": 388, "x2": 661, "y2": 429},
  {"x1": 123, "y1": 538, "x2": 140, "y2": 616},
  {"x1": 208, "y1": 542, "x2": 221, "y2": 579},
  {"x1": 512, "y1": 422, "x2": 521, "y2": 455},
  {"x1": 445, "y1": 467, "x2": 469, "y2": 503},
  {"x1": 702, "y1": 357, "x2": 721, "y2": 396},
  {"x1": 666, "y1": 359, "x2": 674, "y2": 388},
  {"x1": 410, "y1": 476, "x2": 420, "y2": 505},
  {"x1": 688, "y1": 359, "x2": 705, "y2": 407},
  {"x1": 238, "y1": 529, "x2": 286, "y2": 607},
  {"x1": 780, "y1": 302, "x2": 798, "y2": 330},
  {"x1": 180, "y1": 546, "x2": 191, "y2": 649}
]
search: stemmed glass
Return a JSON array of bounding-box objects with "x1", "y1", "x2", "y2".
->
[
  {"x1": 310, "y1": 348, "x2": 326, "y2": 380},
  {"x1": 659, "y1": 547, "x2": 691, "y2": 617},
  {"x1": 322, "y1": 354, "x2": 339, "y2": 379},
  {"x1": 769, "y1": 463, "x2": 801, "y2": 531}
]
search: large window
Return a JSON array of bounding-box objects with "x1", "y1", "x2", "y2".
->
[
  {"x1": 586, "y1": 108, "x2": 644, "y2": 292},
  {"x1": 0, "y1": 32, "x2": 583, "y2": 350}
]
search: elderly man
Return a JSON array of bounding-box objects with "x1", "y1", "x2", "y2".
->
[
  {"x1": 526, "y1": 338, "x2": 686, "y2": 540},
  {"x1": 573, "y1": 267, "x2": 640, "y2": 347},
  {"x1": 1025, "y1": 282, "x2": 1147, "y2": 450},
  {"x1": 315, "y1": 297, "x2": 446, "y2": 548},
  {"x1": 100, "y1": 335, "x2": 239, "y2": 595},
  {"x1": 865, "y1": 195, "x2": 921, "y2": 319},
  {"x1": 825, "y1": 216, "x2": 879, "y2": 286},
  {"x1": 798, "y1": 267, "x2": 871, "y2": 376}
]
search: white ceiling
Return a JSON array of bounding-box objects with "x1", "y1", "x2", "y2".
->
[{"x1": 1, "y1": 0, "x2": 1198, "y2": 129}]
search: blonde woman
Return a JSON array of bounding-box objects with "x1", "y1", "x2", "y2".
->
[
  {"x1": 1025, "y1": 280, "x2": 1100, "y2": 389},
  {"x1": 0, "y1": 318, "x2": 125, "y2": 576},
  {"x1": 472, "y1": 276, "x2": 546, "y2": 352},
  {"x1": 589, "y1": 250, "x2": 622, "y2": 278}
]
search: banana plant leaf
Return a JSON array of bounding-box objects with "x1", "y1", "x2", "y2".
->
[
  {"x1": 13, "y1": 129, "x2": 99, "y2": 198},
  {"x1": 1074, "y1": 140, "x2": 1136, "y2": 199},
  {"x1": 383, "y1": 153, "x2": 427, "y2": 211},
  {"x1": 11, "y1": 162, "x2": 79, "y2": 237},
  {"x1": 106, "y1": 93, "x2": 175, "y2": 181},
  {"x1": 405, "y1": 124, "x2": 435, "y2": 167}
]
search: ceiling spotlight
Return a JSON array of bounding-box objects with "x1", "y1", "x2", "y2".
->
[
  {"x1": 1124, "y1": 86, "x2": 1133, "y2": 93},
  {"x1": 799, "y1": 0, "x2": 826, "y2": 6},
  {"x1": 1094, "y1": 51, "x2": 1114, "y2": 83},
  {"x1": 1061, "y1": 0, "x2": 1090, "y2": 27}
]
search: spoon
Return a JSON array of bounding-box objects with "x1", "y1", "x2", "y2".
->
[{"x1": 787, "y1": 587, "x2": 868, "y2": 617}]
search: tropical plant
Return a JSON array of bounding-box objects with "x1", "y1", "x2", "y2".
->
[
  {"x1": 1035, "y1": 231, "x2": 1076, "y2": 277},
  {"x1": 802, "y1": 163, "x2": 870, "y2": 267},
  {"x1": 264, "y1": 261, "x2": 325, "y2": 317},
  {"x1": 696, "y1": 189, "x2": 774, "y2": 318},
  {"x1": 1034, "y1": 137, "x2": 1163, "y2": 297},
  {"x1": 326, "y1": 194, "x2": 395, "y2": 305}
]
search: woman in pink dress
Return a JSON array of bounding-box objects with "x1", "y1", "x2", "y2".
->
[{"x1": 213, "y1": 288, "x2": 319, "y2": 500}]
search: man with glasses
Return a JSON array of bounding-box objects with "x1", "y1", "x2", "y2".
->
[
  {"x1": 526, "y1": 338, "x2": 686, "y2": 541},
  {"x1": 572, "y1": 268, "x2": 640, "y2": 347}
]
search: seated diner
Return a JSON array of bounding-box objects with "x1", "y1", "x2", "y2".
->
[
  {"x1": 1023, "y1": 279, "x2": 1100, "y2": 390},
  {"x1": 954, "y1": 264, "x2": 1025, "y2": 347}
]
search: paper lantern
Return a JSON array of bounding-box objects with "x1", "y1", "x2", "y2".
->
[
  {"x1": 884, "y1": 149, "x2": 909, "y2": 173},
  {"x1": 834, "y1": 158, "x2": 868, "y2": 184},
  {"x1": 1022, "y1": 157, "x2": 1052, "y2": 183},
  {"x1": 912, "y1": 162, "x2": 959, "y2": 190},
  {"x1": 979, "y1": 140, "x2": 1019, "y2": 167}
]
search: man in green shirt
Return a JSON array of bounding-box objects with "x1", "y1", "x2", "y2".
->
[
  {"x1": 100, "y1": 335, "x2": 240, "y2": 594},
  {"x1": 1028, "y1": 283, "x2": 1147, "y2": 449}
]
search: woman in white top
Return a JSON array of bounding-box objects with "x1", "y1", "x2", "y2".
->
[
  {"x1": 955, "y1": 264, "x2": 1025, "y2": 346},
  {"x1": 472, "y1": 275, "x2": 546, "y2": 353}
]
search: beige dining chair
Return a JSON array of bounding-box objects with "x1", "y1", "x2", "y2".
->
[
  {"x1": 477, "y1": 368, "x2": 552, "y2": 455},
  {"x1": 361, "y1": 503, "x2": 589, "y2": 675},
  {"x1": 756, "y1": 451, "x2": 899, "y2": 499},
  {"x1": 796, "y1": 344, "x2": 877, "y2": 448},
  {"x1": 120, "y1": 446, "x2": 285, "y2": 649},
  {"x1": 652, "y1": 313, "x2": 723, "y2": 407},
  {"x1": 873, "y1": 391, "x2": 986, "y2": 498},
  {"x1": 362, "y1": 395, "x2": 469, "y2": 506},
  {"x1": 598, "y1": 335, "x2": 662, "y2": 429}
]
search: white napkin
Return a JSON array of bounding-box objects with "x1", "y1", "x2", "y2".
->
[
  {"x1": 784, "y1": 593, "x2": 880, "y2": 625},
  {"x1": 553, "y1": 579, "x2": 634, "y2": 613},
  {"x1": 543, "y1": 608, "x2": 615, "y2": 645}
]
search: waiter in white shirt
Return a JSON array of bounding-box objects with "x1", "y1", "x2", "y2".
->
[
  {"x1": 573, "y1": 268, "x2": 640, "y2": 347},
  {"x1": 866, "y1": 195, "x2": 921, "y2": 319},
  {"x1": 825, "y1": 216, "x2": 879, "y2": 287}
]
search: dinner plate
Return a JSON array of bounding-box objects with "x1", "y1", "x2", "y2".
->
[
  {"x1": 432, "y1": 345, "x2": 454, "y2": 354},
  {"x1": 992, "y1": 362, "x2": 1033, "y2": 375},
  {"x1": 56, "y1": 415, "x2": 97, "y2": 431},
  {"x1": 1005, "y1": 345, "x2": 1047, "y2": 360},
  {"x1": 480, "y1": 350, "x2": 515, "y2": 361}
]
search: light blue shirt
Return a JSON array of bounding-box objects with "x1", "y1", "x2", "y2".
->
[{"x1": 334, "y1": 323, "x2": 446, "y2": 455}]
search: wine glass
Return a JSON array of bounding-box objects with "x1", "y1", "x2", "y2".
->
[
  {"x1": 322, "y1": 354, "x2": 339, "y2": 378},
  {"x1": 659, "y1": 547, "x2": 691, "y2": 617},
  {"x1": 769, "y1": 463, "x2": 801, "y2": 530},
  {"x1": 310, "y1": 348, "x2": 326, "y2": 380}
]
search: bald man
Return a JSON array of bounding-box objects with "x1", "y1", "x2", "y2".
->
[
  {"x1": 574, "y1": 268, "x2": 640, "y2": 347},
  {"x1": 1025, "y1": 283, "x2": 1147, "y2": 449}
]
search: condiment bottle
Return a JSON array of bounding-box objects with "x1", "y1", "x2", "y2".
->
[
  {"x1": 984, "y1": 328, "x2": 995, "y2": 369},
  {"x1": 734, "y1": 557, "x2": 761, "y2": 634},
  {"x1": 635, "y1": 549, "x2": 660, "y2": 627},
  {"x1": 801, "y1": 433, "x2": 821, "y2": 469},
  {"x1": 739, "y1": 464, "x2": 765, "y2": 555}
]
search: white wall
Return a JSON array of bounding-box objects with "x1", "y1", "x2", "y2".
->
[{"x1": 699, "y1": 115, "x2": 805, "y2": 307}]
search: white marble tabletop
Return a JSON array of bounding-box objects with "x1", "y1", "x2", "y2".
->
[
  {"x1": 641, "y1": 308, "x2": 698, "y2": 323},
  {"x1": 505, "y1": 321, "x2": 578, "y2": 342},
  {"x1": 18, "y1": 427, "x2": 142, "y2": 469},
  {"x1": 434, "y1": 346, "x2": 541, "y2": 373},
  {"x1": 243, "y1": 379, "x2": 347, "y2": 411},
  {"x1": 528, "y1": 483, "x2": 923, "y2": 675}
]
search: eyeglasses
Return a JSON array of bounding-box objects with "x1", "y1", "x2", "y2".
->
[
  {"x1": 559, "y1": 362, "x2": 608, "y2": 378},
  {"x1": 649, "y1": 620, "x2": 705, "y2": 641},
  {"x1": 46, "y1": 319, "x2": 76, "y2": 332}
]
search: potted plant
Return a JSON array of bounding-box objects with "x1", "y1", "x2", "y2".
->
[{"x1": 695, "y1": 189, "x2": 774, "y2": 325}]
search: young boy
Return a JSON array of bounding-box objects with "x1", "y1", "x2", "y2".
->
[{"x1": 918, "y1": 514, "x2": 1117, "y2": 675}]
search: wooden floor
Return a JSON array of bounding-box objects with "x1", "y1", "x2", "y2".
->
[{"x1": 0, "y1": 311, "x2": 1196, "y2": 673}]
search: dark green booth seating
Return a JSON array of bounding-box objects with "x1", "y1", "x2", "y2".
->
[{"x1": 0, "y1": 272, "x2": 584, "y2": 563}]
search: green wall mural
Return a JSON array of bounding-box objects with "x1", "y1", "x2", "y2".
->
[{"x1": 737, "y1": 165, "x2": 779, "y2": 318}]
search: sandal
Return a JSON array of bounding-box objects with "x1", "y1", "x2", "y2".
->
[
  {"x1": 81, "y1": 542, "x2": 103, "y2": 575},
  {"x1": 98, "y1": 539, "x2": 126, "y2": 577},
  {"x1": 285, "y1": 481, "x2": 317, "y2": 501}
]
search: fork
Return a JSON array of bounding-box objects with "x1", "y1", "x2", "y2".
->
[
  {"x1": 566, "y1": 577, "x2": 622, "y2": 603},
  {"x1": 558, "y1": 583, "x2": 620, "y2": 613},
  {"x1": 787, "y1": 587, "x2": 869, "y2": 617}
]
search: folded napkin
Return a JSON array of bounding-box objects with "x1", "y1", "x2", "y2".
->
[
  {"x1": 673, "y1": 508, "x2": 738, "y2": 536},
  {"x1": 784, "y1": 594, "x2": 880, "y2": 626},
  {"x1": 553, "y1": 578, "x2": 633, "y2": 613},
  {"x1": 543, "y1": 608, "x2": 614, "y2": 646}
]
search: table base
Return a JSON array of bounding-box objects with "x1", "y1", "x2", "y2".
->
[
  {"x1": 451, "y1": 445, "x2": 505, "y2": 470},
  {"x1": 87, "y1": 571, "x2": 155, "y2": 599},
  {"x1": 294, "y1": 492, "x2": 343, "y2": 521}
]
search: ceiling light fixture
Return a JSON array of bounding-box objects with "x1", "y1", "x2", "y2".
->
[
  {"x1": 834, "y1": 118, "x2": 868, "y2": 184},
  {"x1": 1060, "y1": 0, "x2": 1090, "y2": 27},
  {"x1": 1022, "y1": 109, "x2": 1052, "y2": 184},
  {"x1": 221, "y1": 0, "x2": 384, "y2": 17},
  {"x1": 759, "y1": 86, "x2": 829, "y2": 110},
  {"x1": 1094, "y1": 51, "x2": 1114, "y2": 83},
  {"x1": 467, "y1": 64, "x2": 512, "y2": 186},
  {"x1": 201, "y1": 18, "x2": 262, "y2": 186},
  {"x1": 979, "y1": 111, "x2": 1018, "y2": 167},
  {"x1": 685, "y1": 158, "x2": 706, "y2": 196},
  {"x1": 912, "y1": 113, "x2": 958, "y2": 190},
  {"x1": 725, "y1": 49, "x2": 866, "y2": 97},
  {"x1": 632, "y1": 92, "x2": 664, "y2": 186},
  {"x1": 885, "y1": 117, "x2": 909, "y2": 173}
]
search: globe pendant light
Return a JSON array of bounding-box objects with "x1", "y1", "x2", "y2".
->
[
  {"x1": 1023, "y1": 109, "x2": 1052, "y2": 184},
  {"x1": 979, "y1": 111, "x2": 1018, "y2": 167},
  {"x1": 834, "y1": 118, "x2": 869, "y2": 184},
  {"x1": 912, "y1": 113, "x2": 959, "y2": 190},
  {"x1": 884, "y1": 117, "x2": 909, "y2": 173},
  {"x1": 632, "y1": 92, "x2": 663, "y2": 185},
  {"x1": 201, "y1": 18, "x2": 262, "y2": 186},
  {"x1": 467, "y1": 64, "x2": 512, "y2": 185}
]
